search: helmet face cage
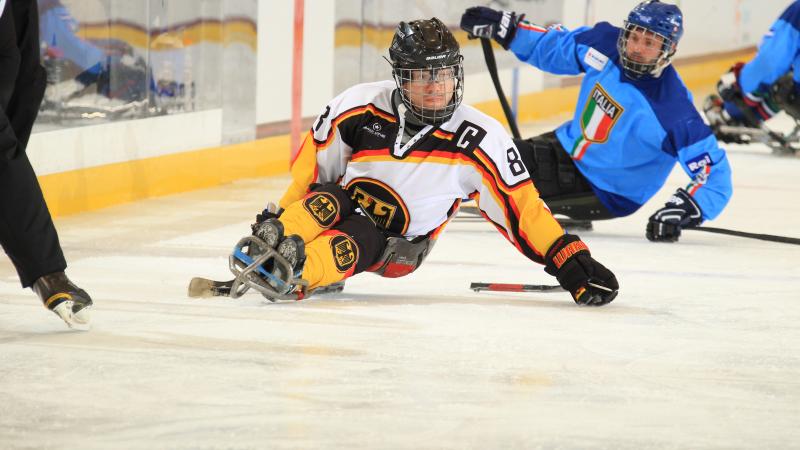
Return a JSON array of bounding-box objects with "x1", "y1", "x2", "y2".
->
[
  {"x1": 392, "y1": 58, "x2": 464, "y2": 125},
  {"x1": 617, "y1": 22, "x2": 675, "y2": 79}
]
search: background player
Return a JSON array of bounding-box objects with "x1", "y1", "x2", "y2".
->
[
  {"x1": 460, "y1": 0, "x2": 733, "y2": 242},
  {"x1": 703, "y1": 1, "x2": 800, "y2": 149}
]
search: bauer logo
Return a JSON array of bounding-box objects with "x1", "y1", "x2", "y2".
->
[
  {"x1": 303, "y1": 192, "x2": 339, "y2": 227},
  {"x1": 330, "y1": 234, "x2": 358, "y2": 273},
  {"x1": 425, "y1": 54, "x2": 448, "y2": 61},
  {"x1": 686, "y1": 153, "x2": 712, "y2": 173},
  {"x1": 499, "y1": 11, "x2": 512, "y2": 38}
]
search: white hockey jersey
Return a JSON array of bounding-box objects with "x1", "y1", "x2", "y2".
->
[{"x1": 279, "y1": 80, "x2": 564, "y2": 264}]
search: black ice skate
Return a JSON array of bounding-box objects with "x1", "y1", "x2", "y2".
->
[
  {"x1": 229, "y1": 219, "x2": 308, "y2": 301},
  {"x1": 33, "y1": 272, "x2": 93, "y2": 330}
]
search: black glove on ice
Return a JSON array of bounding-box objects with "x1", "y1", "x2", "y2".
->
[
  {"x1": 460, "y1": 6, "x2": 522, "y2": 49},
  {"x1": 253, "y1": 202, "x2": 283, "y2": 228},
  {"x1": 544, "y1": 234, "x2": 619, "y2": 306},
  {"x1": 646, "y1": 188, "x2": 703, "y2": 243}
]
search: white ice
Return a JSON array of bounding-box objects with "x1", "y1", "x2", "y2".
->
[{"x1": 1, "y1": 120, "x2": 799, "y2": 449}]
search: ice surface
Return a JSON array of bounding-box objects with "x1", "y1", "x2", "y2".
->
[{"x1": 1, "y1": 122, "x2": 799, "y2": 449}]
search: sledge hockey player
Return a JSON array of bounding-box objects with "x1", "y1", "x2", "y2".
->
[
  {"x1": 0, "y1": 0, "x2": 92, "y2": 329},
  {"x1": 703, "y1": 1, "x2": 800, "y2": 151},
  {"x1": 228, "y1": 18, "x2": 618, "y2": 306},
  {"x1": 460, "y1": 0, "x2": 733, "y2": 242}
]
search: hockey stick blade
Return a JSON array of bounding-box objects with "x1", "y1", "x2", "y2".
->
[
  {"x1": 187, "y1": 277, "x2": 347, "y2": 299},
  {"x1": 686, "y1": 227, "x2": 800, "y2": 245},
  {"x1": 471, "y1": 282, "x2": 564, "y2": 293},
  {"x1": 188, "y1": 277, "x2": 233, "y2": 298}
]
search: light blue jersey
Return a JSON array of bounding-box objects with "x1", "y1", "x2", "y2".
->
[
  {"x1": 740, "y1": 1, "x2": 800, "y2": 95},
  {"x1": 509, "y1": 21, "x2": 732, "y2": 220}
]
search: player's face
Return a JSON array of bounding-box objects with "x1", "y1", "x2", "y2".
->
[
  {"x1": 403, "y1": 66, "x2": 456, "y2": 112},
  {"x1": 625, "y1": 28, "x2": 665, "y2": 64}
]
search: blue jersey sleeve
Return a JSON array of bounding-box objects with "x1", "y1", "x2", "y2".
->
[
  {"x1": 40, "y1": 5, "x2": 106, "y2": 72},
  {"x1": 672, "y1": 123, "x2": 733, "y2": 221},
  {"x1": 508, "y1": 21, "x2": 592, "y2": 75},
  {"x1": 740, "y1": 1, "x2": 800, "y2": 93}
]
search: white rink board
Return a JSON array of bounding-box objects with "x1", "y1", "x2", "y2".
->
[{"x1": 0, "y1": 120, "x2": 799, "y2": 449}]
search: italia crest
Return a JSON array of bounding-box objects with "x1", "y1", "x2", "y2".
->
[
  {"x1": 571, "y1": 84, "x2": 624, "y2": 160},
  {"x1": 580, "y1": 84, "x2": 623, "y2": 143}
]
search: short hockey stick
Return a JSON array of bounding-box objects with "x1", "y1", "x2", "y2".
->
[
  {"x1": 686, "y1": 226, "x2": 800, "y2": 245},
  {"x1": 470, "y1": 282, "x2": 615, "y2": 293},
  {"x1": 470, "y1": 282, "x2": 563, "y2": 293},
  {"x1": 188, "y1": 277, "x2": 346, "y2": 299},
  {"x1": 188, "y1": 277, "x2": 235, "y2": 298}
]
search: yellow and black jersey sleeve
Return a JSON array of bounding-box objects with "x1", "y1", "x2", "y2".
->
[
  {"x1": 280, "y1": 130, "x2": 324, "y2": 208},
  {"x1": 467, "y1": 134, "x2": 564, "y2": 265}
]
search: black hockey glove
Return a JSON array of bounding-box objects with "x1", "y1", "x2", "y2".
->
[
  {"x1": 544, "y1": 234, "x2": 619, "y2": 306},
  {"x1": 646, "y1": 188, "x2": 703, "y2": 243},
  {"x1": 460, "y1": 7, "x2": 523, "y2": 49},
  {"x1": 252, "y1": 202, "x2": 283, "y2": 229}
]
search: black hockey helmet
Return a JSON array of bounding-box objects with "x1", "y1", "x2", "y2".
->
[{"x1": 389, "y1": 18, "x2": 464, "y2": 125}]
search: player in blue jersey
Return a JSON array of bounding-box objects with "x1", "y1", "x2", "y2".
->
[
  {"x1": 461, "y1": 0, "x2": 733, "y2": 243},
  {"x1": 703, "y1": 1, "x2": 800, "y2": 144}
]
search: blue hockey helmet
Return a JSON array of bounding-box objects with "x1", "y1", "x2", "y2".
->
[{"x1": 617, "y1": 0, "x2": 684, "y2": 79}]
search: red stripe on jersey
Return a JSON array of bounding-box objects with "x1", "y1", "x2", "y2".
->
[
  {"x1": 432, "y1": 130, "x2": 455, "y2": 140},
  {"x1": 518, "y1": 23, "x2": 548, "y2": 33},
  {"x1": 353, "y1": 148, "x2": 392, "y2": 158}
]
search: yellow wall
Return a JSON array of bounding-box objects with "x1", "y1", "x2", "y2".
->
[{"x1": 41, "y1": 135, "x2": 289, "y2": 217}]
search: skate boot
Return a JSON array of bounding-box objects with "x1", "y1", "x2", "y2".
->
[
  {"x1": 251, "y1": 218, "x2": 306, "y2": 282},
  {"x1": 260, "y1": 234, "x2": 306, "y2": 300},
  {"x1": 251, "y1": 218, "x2": 284, "y2": 249},
  {"x1": 229, "y1": 219, "x2": 308, "y2": 300},
  {"x1": 33, "y1": 272, "x2": 93, "y2": 330},
  {"x1": 703, "y1": 94, "x2": 749, "y2": 144}
]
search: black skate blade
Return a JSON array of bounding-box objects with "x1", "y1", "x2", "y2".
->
[
  {"x1": 312, "y1": 282, "x2": 345, "y2": 296},
  {"x1": 556, "y1": 218, "x2": 593, "y2": 231}
]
